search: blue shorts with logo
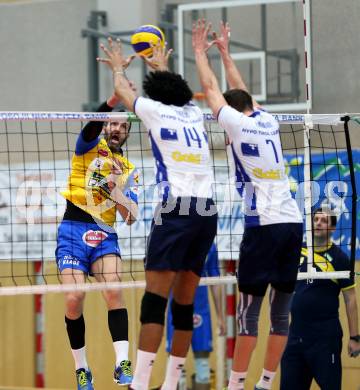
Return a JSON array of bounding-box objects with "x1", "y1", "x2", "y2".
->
[
  {"x1": 166, "y1": 309, "x2": 213, "y2": 353},
  {"x1": 56, "y1": 220, "x2": 120, "y2": 275}
]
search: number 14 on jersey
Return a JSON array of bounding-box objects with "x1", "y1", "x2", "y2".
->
[{"x1": 183, "y1": 127, "x2": 208, "y2": 149}]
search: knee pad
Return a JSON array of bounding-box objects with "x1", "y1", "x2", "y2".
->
[
  {"x1": 194, "y1": 357, "x2": 210, "y2": 384},
  {"x1": 140, "y1": 291, "x2": 168, "y2": 325},
  {"x1": 237, "y1": 292, "x2": 263, "y2": 336},
  {"x1": 269, "y1": 288, "x2": 292, "y2": 336},
  {"x1": 171, "y1": 300, "x2": 194, "y2": 331}
]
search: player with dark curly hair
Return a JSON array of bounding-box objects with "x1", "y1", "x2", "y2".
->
[
  {"x1": 142, "y1": 71, "x2": 193, "y2": 106},
  {"x1": 98, "y1": 39, "x2": 218, "y2": 390}
]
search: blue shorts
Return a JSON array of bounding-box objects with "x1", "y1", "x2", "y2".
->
[
  {"x1": 166, "y1": 309, "x2": 213, "y2": 353},
  {"x1": 238, "y1": 223, "x2": 303, "y2": 296},
  {"x1": 146, "y1": 197, "x2": 217, "y2": 276},
  {"x1": 56, "y1": 220, "x2": 120, "y2": 275}
]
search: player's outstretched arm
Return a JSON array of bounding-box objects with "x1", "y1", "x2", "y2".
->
[
  {"x1": 214, "y1": 21, "x2": 259, "y2": 108},
  {"x1": 141, "y1": 40, "x2": 173, "y2": 71},
  {"x1": 343, "y1": 288, "x2": 360, "y2": 357},
  {"x1": 192, "y1": 19, "x2": 227, "y2": 118},
  {"x1": 97, "y1": 37, "x2": 137, "y2": 112}
]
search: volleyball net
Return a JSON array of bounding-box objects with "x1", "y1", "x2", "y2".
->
[{"x1": 0, "y1": 111, "x2": 358, "y2": 295}]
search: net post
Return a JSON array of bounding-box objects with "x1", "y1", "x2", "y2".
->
[
  {"x1": 304, "y1": 114, "x2": 316, "y2": 275},
  {"x1": 216, "y1": 312, "x2": 226, "y2": 390},
  {"x1": 225, "y1": 260, "x2": 236, "y2": 378},
  {"x1": 341, "y1": 115, "x2": 357, "y2": 280},
  {"x1": 34, "y1": 261, "x2": 45, "y2": 388}
]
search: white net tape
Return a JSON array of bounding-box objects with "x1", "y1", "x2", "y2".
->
[{"x1": 0, "y1": 272, "x2": 351, "y2": 296}]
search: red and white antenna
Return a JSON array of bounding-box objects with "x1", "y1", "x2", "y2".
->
[{"x1": 302, "y1": 0, "x2": 312, "y2": 114}]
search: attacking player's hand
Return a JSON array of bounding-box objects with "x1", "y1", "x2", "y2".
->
[
  {"x1": 141, "y1": 40, "x2": 173, "y2": 71},
  {"x1": 348, "y1": 339, "x2": 360, "y2": 358},
  {"x1": 192, "y1": 19, "x2": 215, "y2": 54},
  {"x1": 212, "y1": 21, "x2": 231, "y2": 55},
  {"x1": 97, "y1": 37, "x2": 135, "y2": 72}
]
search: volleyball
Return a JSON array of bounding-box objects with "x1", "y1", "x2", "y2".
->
[{"x1": 130, "y1": 24, "x2": 165, "y2": 57}]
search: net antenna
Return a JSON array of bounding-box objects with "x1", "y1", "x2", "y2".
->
[
  {"x1": 302, "y1": 0, "x2": 312, "y2": 115},
  {"x1": 302, "y1": 0, "x2": 315, "y2": 275}
]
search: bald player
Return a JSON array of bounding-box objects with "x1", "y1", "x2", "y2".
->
[{"x1": 280, "y1": 207, "x2": 360, "y2": 390}]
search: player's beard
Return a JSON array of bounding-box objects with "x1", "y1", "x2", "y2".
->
[{"x1": 104, "y1": 134, "x2": 125, "y2": 154}]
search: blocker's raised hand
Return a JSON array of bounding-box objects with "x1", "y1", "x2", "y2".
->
[
  {"x1": 212, "y1": 21, "x2": 231, "y2": 54},
  {"x1": 142, "y1": 40, "x2": 173, "y2": 71},
  {"x1": 192, "y1": 19, "x2": 215, "y2": 54},
  {"x1": 97, "y1": 37, "x2": 135, "y2": 72}
]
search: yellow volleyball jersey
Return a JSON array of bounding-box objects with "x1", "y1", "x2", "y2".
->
[{"x1": 61, "y1": 138, "x2": 137, "y2": 226}]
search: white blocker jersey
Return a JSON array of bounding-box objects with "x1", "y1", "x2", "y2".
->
[
  {"x1": 218, "y1": 105, "x2": 302, "y2": 227},
  {"x1": 135, "y1": 97, "x2": 214, "y2": 199}
]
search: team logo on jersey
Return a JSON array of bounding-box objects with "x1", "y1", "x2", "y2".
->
[
  {"x1": 172, "y1": 151, "x2": 201, "y2": 164},
  {"x1": 91, "y1": 158, "x2": 105, "y2": 169},
  {"x1": 193, "y1": 313, "x2": 203, "y2": 328},
  {"x1": 98, "y1": 149, "x2": 109, "y2": 157},
  {"x1": 253, "y1": 168, "x2": 281, "y2": 180},
  {"x1": 160, "y1": 128, "x2": 178, "y2": 141},
  {"x1": 82, "y1": 230, "x2": 108, "y2": 247},
  {"x1": 241, "y1": 142, "x2": 260, "y2": 157}
]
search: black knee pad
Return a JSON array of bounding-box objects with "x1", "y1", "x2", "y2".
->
[
  {"x1": 237, "y1": 292, "x2": 263, "y2": 336},
  {"x1": 171, "y1": 300, "x2": 194, "y2": 331},
  {"x1": 140, "y1": 291, "x2": 168, "y2": 325},
  {"x1": 269, "y1": 288, "x2": 292, "y2": 336}
]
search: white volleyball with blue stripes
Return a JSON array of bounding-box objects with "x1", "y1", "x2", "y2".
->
[{"x1": 130, "y1": 25, "x2": 165, "y2": 57}]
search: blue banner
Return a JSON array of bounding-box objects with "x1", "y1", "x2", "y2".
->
[{"x1": 284, "y1": 150, "x2": 360, "y2": 259}]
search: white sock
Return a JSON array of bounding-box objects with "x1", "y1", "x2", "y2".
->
[
  {"x1": 132, "y1": 350, "x2": 156, "y2": 390},
  {"x1": 113, "y1": 340, "x2": 129, "y2": 366},
  {"x1": 71, "y1": 346, "x2": 88, "y2": 370},
  {"x1": 228, "y1": 370, "x2": 247, "y2": 390},
  {"x1": 161, "y1": 355, "x2": 186, "y2": 390},
  {"x1": 256, "y1": 369, "x2": 276, "y2": 389}
]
